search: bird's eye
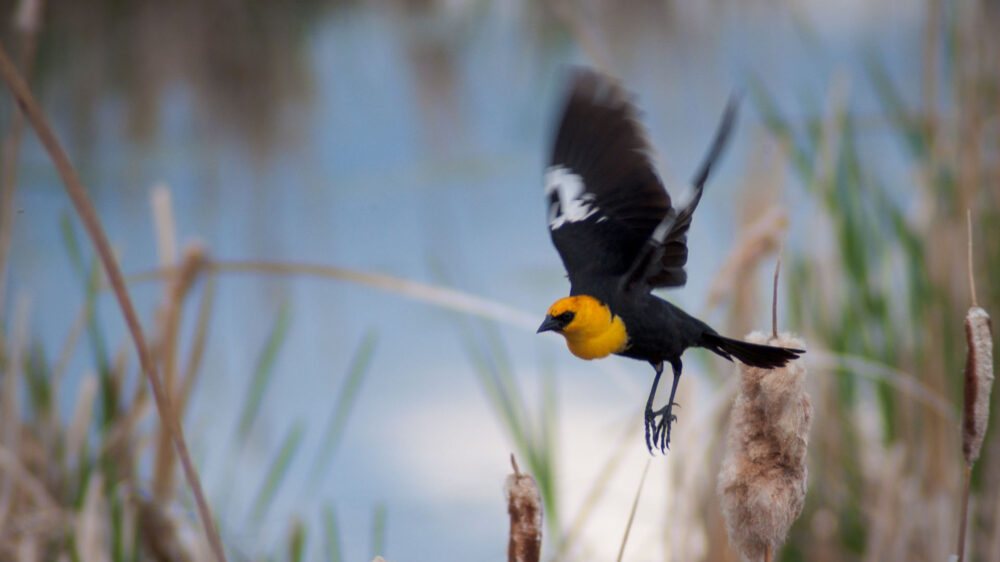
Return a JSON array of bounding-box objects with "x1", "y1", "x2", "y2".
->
[{"x1": 556, "y1": 311, "x2": 575, "y2": 325}]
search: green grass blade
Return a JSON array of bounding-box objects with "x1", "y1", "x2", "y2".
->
[
  {"x1": 288, "y1": 518, "x2": 306, "y2": 562},
  {"x1": 323, "y1": 504, "x2": 343, "y2": 562},
  {"x1": 25, "y1": 341, "x2": 52, "y2": 420},
  {"x1": 237, "y1": 303, "x2": 292, "y2": 441},
  {"x1": 370, "y1": 503, "x2": 386, "y2": 560},
  {"x1": 309, "y1": 331, "x2": 377, "y2": 485},
  {"x1": 461, "y1": 320, "x2": 560, "y2": 536},
  {"x1": 461, "y1": 328, "x2": 528, "y2": 450},
  {"x1": 61, "y1": 214, "x2": 115, "y2": 424},
  {"x1": 251, "y1": 421, "x2": 305, "y2": 525}
]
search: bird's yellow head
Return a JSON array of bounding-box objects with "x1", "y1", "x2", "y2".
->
[{"x1": 537, "y1": 295, "x2": 629, "y2": 360}]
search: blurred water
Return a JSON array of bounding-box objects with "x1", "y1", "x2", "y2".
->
[{"x1": 5, "y1": 1, "x2": 925, "y2": 559}]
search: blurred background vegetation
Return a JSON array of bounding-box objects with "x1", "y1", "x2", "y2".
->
[{"x1": 0, "y1": 0, "x2": 998, "y2": 560}]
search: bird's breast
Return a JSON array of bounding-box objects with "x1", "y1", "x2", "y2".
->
[{"x1": 564, "y1": 314, "x2": 630, "y2": 360}]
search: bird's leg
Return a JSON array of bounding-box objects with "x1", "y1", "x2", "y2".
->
[
  {"x1": 651, "y1": 359, "x2": 683, "y2": 453},
  {"x1": 643, "y1": 361, "x2": 664, "y2": 454}
]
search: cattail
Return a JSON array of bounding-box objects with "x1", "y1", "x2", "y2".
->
[
  {"x1": 718, "y1": 332, "x2": 811, "y2": 562},
  {"x1": 956, "y1": 212, "x2": 994, "y2": 562},
  {"x1": 962, "y1": 306, "x2": 994, "y2": 465},
  {"x1": 957, "y1": 306, "x2": 993, "y2": 561},
  {"x1": 505, "y1": 455, "x2": 542, "y2": 562}
]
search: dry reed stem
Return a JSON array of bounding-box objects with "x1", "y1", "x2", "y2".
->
[
  {"x1": 616, "y1": 458, "x2": 651, "y2": 562},
  {"x1": 76, "y1": 474, "x2": 106, "y2": 562},
  {"x1": 772, "y1": 242, "x2": 783, "y2": 339},
  {"x1": 554, "y1": 416, "x2": 639, "y2": 559},
  {"x1": 129, "y1": 259, "x2": 539, "y2": 331},
  {"x1": 0, "y1": 41, "x2": 226, "y2": 562},
  {"x1": 506, "y1": 455, "x2": 542, "y2": 562},
  {"x1": 65, "y1": 375, "x2": 98, "y2": 471},
  {"x1": 808, "y1": 350, "x2": 955, "y2": 423},
  {"x1": 718, "y1": 332, "x2": 811, "y2": 562},
  {"x1": 153, "y1": 244, "x2": 206, "y2": 501},
  {"x1": 967, "y1": 209, "x2": 977, "y2": 308},
  {"x1": 178, "y1": 272, "x2": 215, "y2": 414}
]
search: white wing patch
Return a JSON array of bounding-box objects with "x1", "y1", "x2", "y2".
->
[{"x1": 545, "y1": 166, "x2": 602, "y2": 230}]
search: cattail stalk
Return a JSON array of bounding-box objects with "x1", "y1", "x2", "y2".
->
[
  {"x1": 719, "y1": 331, "x2": 811, "y2": 562},
  {"x1": 506, "y1": 455, "x2": 542, "y2": 562},
  {"x1": 956, "y1": 213, "x2": 993, "y2": 562}
]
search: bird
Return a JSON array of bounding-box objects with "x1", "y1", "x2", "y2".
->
[{"x1": 536, "y1": 69, "x2": 804, "y2": 454}]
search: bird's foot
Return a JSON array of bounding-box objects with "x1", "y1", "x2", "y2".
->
[{"x1": 644, "y1": 402, "x2": 680, "y2": 454}]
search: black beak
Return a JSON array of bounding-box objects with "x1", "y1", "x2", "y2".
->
[{"x1": 537, "y1": 315, "x2": 560, "y2": 333}]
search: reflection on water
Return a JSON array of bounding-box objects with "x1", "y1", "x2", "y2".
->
[{"x1": 2, "y1": 1, "x2": 947, "y2": 560}]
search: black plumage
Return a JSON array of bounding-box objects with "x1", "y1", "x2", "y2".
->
[{"x1": 540, "y1": 68, "x2": 803, "y2": 453}]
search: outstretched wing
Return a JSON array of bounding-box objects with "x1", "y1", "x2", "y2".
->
[
  {"x1": 545, "y1": 69, "x2": 671, "y2": 288},
  {"x1": 620, "y1": 95, "x2": 739, "y2": 292},
  {"x1": 545, "y1": 68, "x2": 738, "y2": 292}
]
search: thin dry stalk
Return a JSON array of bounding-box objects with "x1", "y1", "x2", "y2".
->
[
  {"x1": 178, "y1": 270, "x2": 216, "y2": 415},
  {"x1": 772, "y1": 243, "x2": 784, "y2": 339},
  {"x1": 0, "y1": 41, "x2": 226, "y2": 562},
  {"x1": 967, "y1": 209, "x2": 977, "y2": 308},
  {"x1": 65, "y1": 375, "x2": 98, "y2": 471},
  {"x1": 616, "y1": 458, "x2": 651, "y2": 562},
  {"x1": 75, "y1": 474, "x2": 107, "y2": 562},
  {"x1": 129, "y1": 259, "x2": 539, "y2": 331},
  {"x1": 506, "y1": 455, "x2": 542, "y2": 562},
  {"x1": 718, "y1": 332, "x2": 811, "y2": 562},
  {"x1": 554, "y1": 416, "x2": 639, "y2": 559},
  {"x1": 152, "y1": 244, "x2": 206, "y2": 501}
]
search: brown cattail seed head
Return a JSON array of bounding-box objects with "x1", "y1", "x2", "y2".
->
[
  {"x1": 719, "y1": 332, "x2": 811, "y2": 562},
  {"x1": 962, "y1": 307, "x2": 994, "y2": 465},
  {"x1": 505, "y1": 455, "x2": 542, "y2": 562}
]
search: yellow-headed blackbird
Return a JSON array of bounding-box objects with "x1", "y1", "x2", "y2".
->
[{"x1": 537, "y1": 69, "x2": 804, "y2": 453}]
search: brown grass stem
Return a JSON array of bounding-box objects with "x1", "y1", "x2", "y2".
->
[
  {"x1": 967, "y1": 209, "x2": 977, "y2": 307},
  {"x1": 153, "y1": 244, "x2": 206, "y2": 502},
  {"x1": 809, "y1": 350, "x2": 956, "y2": 423},
  {"x1": 772, "y1": 241, "x2": 784, "y2": 340},
  {"x1": 957, "y1": 464, "x2": 971, "y2": 562},
  {"x1": 0, "y1": 40, "x2": 226, "y2": 562},
  {"x1": 128, "y1": 259, "x2": 539, "y2": 331},
  {"x1": 616, "y1": 458, "x2": 651, "y2": 562},
  {"x1": 179, "y1": 272, "x2": 216, "y2": 415}
]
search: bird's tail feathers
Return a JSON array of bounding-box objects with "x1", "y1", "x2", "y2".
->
[{"x1": 700, "y1": 332, "x2": 803, "y2": 369}]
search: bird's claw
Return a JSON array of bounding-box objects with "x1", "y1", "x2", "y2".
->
[{"x1": 644, "y1": 402, "x2": 680, "y2": 454}]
